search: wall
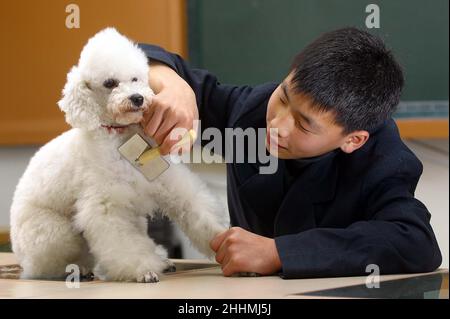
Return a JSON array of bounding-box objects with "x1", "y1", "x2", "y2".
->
[
  {"x1": 0, "y1": 0, "x2": 187, "y2": 145},
  {"x1": 187, "y1": 0, "x2": 449, "y2": 137}
]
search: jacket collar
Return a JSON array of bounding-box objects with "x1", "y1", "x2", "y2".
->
[{"x1": 368, "y1": 119, "x2": 390, "y2": 135}]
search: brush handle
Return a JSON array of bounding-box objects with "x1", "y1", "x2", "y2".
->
[
  {"x1": 137, "y1": 129, "x2": 196, "y2": 165},
  {"x1": 173, "y1": 129, "x2": 197, "y2": 149}
]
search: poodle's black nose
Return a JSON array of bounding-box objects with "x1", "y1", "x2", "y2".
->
[{"x1": 129, "y1": 94, "x2": 144, "y2": 108}]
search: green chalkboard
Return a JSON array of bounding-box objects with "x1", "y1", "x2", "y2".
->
[{"x1": 187, "y1": 0, "x2": 449, "y2": 118}]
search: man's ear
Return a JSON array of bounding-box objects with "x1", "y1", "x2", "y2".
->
[{"x1": 339, "y1": 130, "x2": 370, "y2": 154}]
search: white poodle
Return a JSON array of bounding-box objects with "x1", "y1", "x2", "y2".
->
[{"x1": 10, "y1": 28, "x2": 228, "y2": 283}]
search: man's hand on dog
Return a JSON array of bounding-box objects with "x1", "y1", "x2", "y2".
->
[
  {"x1": 141, "y1": 61, "x2": 199, "y2": 155},
  {"x1": 210, "y1": 227, "x2": 282, "y2": 276}
]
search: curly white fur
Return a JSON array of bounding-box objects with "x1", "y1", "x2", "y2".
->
[{"x1": 10, "y1": 28, "x2": 229, "y2": 283}]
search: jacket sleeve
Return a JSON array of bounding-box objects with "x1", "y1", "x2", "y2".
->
[
  {"x1": 137, "y1": 43, "x2": 253, "y2": 151},
  {"x1": 274, "y1": 152, "x2": 442, "y2": 279}
]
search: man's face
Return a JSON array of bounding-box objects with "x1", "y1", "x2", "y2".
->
[{"x1": 266, "y1": 73, "x2": 349, "y2": 159}]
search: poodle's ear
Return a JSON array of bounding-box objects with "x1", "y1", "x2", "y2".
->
[{"x1": 58, "y1": 66, "x2": 101, "y2": 130}]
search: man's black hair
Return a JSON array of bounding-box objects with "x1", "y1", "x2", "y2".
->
[{"x1": 290, "y1": 27, "x2": 404, "y2": 134}]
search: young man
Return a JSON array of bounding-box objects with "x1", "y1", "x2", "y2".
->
[{"x1": 138, "y1": 28, "x2": 442, "y2": 278}]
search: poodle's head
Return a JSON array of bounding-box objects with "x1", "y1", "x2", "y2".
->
[{"x1": 58, "y1": 28, "x2": 153, "y2": 130}]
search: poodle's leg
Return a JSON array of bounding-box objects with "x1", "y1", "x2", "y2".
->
[
  {"x1": 138, "y1": 216, "x2": 176, "y2": 272},
  {"x1": 73, "y1": 241, "x2": 95, "y2": 279},
  {"x1": 74, "y1": 200, "x2": 167, "y2": 282},
  {"x1": 157, "y1": 164, "x2": 229, "y2": 258},
  {"x1": 11, "y1": 206, "x2": 87, "y2": 280},
  {"x1": 153, "y1": 241, "x2": 176, "y2": 273}
]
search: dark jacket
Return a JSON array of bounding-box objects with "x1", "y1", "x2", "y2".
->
[{"x1": 138, "y1": 44, "x2": 442, "y2": 278}]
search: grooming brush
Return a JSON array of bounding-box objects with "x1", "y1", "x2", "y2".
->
[{"x1": 118, "y1": 129, "x2": 197, "y2": 182}]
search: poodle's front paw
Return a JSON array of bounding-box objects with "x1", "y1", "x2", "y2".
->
[
  {"x1": 81, "y1": 271, "x2": 95, "y2": 281},
  {"x1": 137, "y1": 271, "x2": 160, "y2": 283},
  {"x1": 163, "y1": 260, "x2": 176, "y2": 273},
  {"x1": 79, "y1": 265, "x2": 94, "y2": 278}
]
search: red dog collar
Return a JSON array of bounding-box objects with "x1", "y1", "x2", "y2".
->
[{"x1": 100, "y1": 124, "x2": 129, "y2": 134}]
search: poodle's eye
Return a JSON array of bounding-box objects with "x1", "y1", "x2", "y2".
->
[
  {"x1": 131, "y1": 77, "x2": 138, "y2": 82},
  {"x1": 103, "y1": 78, "x2": 119, "y2": 89}
]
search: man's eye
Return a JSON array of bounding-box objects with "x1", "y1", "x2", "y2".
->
[
  {"x1": 103, "y1": 78, "x2": 119, "y2": 89},
  {"x1": 279, "y1": 97, "x2": 286, "y2": 104},
  {"x1": 296, "y1": 121, "x2": 310, "y2": 133}
]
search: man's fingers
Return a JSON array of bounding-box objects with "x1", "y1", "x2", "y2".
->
[
  {"x1": 210, "y1": 229, "x2": 229, "y2": 252},
  {"x1": 154, "y1": 111, "x2": 177, "y2": 138},
  {"x1": 160, "y1": 123, "x2": 196, "y2": 156},
  {"x1": 221, "y1": 260, "x2": 236, "y2": 277},
  {"x1": 145, "y1": 109, "x2": 165, "y2": 137},
  {"x1": 143, "y1": 100, "x2": 167, "y2": 137},
  {"x1": 154, "y1": 123, "x2": 177, "y2": 147},
  {"x1": 215, "y1": 242, "x2": 227, "y2": 264},
  {"x1": 159, "y1": 131, "x2": 182, "y2": 155},
  {"x1": 141, "y1": 94, "x2": 156, "y2": 125}
]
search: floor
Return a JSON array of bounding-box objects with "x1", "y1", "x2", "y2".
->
[{"x1": 0, "y1": 139, "x2": 448, "y2": 267}]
